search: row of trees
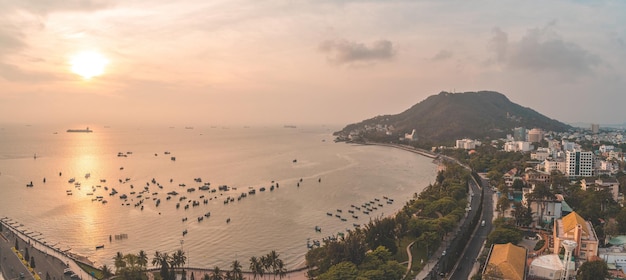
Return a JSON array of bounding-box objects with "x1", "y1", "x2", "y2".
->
[
  {"x1": 105, "y1": 249, "x2": 287, "y2": 280},
  {"x1": 305, "y1": 160, "x2": 471, "y2": 279}
]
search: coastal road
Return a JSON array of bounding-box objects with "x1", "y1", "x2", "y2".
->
[
  {"x1": 1, "y1": 219, "x2": 87, "y2": 280},
  {"x1": 448, "y1": 174, "x2": 493, "y2": 280},
  {"x1": 1, "y1": 230, "x2": 34, "y2": 280}
]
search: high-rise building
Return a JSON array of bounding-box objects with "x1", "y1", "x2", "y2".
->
[
  {"x1": 591, "y1": 123, "x2": 599, "y2": 134},
  {"x1": 565, "y1": 150, "x2": 594, "y2": 178},
  {"x1": 528, "y1": 128, "x2": 544, "y2": 143},
  {"x1": 513, "y1": 127, "x2": 526, "y2": 141}
]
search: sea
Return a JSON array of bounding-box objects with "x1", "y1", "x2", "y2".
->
[{"x1": 0, "y1": 124, "x2": 436, "y2": 270}]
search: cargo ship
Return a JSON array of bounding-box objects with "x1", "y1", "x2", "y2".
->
[{"x1": 67, "y1": 127, "x2": 93, "y2": 133}]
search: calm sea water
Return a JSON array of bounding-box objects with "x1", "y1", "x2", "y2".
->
[{"x1": 0, "y1": 124, "x2": 435, "y2": 270}]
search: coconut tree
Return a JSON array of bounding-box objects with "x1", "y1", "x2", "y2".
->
[
  {"x1": 152, "y1": 251, "x2": 170, "y2": 280},
  {"x1": 172, "y1": 249, "x2": 187, "y2": 271},
  {"x1": 249, "y1": 256, "x2": 263, "y2": 280},
  {"x1": 526, "y1": 183, "x2": 556, "y2": 228},
  {"x1": 113, "y1": 252, "x2": 126, "y2": 274},
  {"x1": 124, "y1": 253, "x2": 140, "y2": 278},
  {"x1": 260, "y1": 255, "x2": 270, "y2": 278},
  {"x1": 275, "y1": 259, "x2": 286, "y2": 280},
  {"x1": 100, "y1": 264, "x2": 113, "y2": 280},
  {"x1": 267, "y1": 250, "x2": 279, "y2": 279},
  {"x1": 138, "y1": 250, "x2": 148, "y2": 270},
  {"x1": 229, "y1": 260, "x2": 243, "y2": 280},
  {"x1": 210, "y1": 266, "x2": 223, "y2": 280}
]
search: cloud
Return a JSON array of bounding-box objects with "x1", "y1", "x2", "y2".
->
[
  {"x1": 0, "y1": 0, "x2": 112, "y2": 15},
  {"x1": 0, "y1": 63, "x2": 57, "y2": 83},
  {"x1": 432, "y1": 49, "x2": 452, "y2": 61},
  {"x1": 488, "y1": 27, "x2": 508, "y2": 63},
  {"x1": 319, "y1": 39, "x2": 396, "y2": 65},
  {"x1": 0, "y1": 24, "x2": 26, "y2": 56},
  {"x1": 488, "y1": 25, "x2": 601, "y2": 76}
]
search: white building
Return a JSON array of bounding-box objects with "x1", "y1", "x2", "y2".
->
[
  {"x1": 522, "y1": 187, "x2": 563, "y2": 226},
  {"x1": 504, "y1": 141, "x2": 533, "y2": 152},
  {"x1": 600, "y1": 145, "x2": 615, "y2": 153},
  {"x1": 528, "y1": 128, "x2": 544, "y2": 143},
  {"x1": 542, "y1": 159, "x2": 567, "y2": 174},
  {"x1": 528, "y1": 254, "x2": 567, "y2": 280},
  {"x1": 581, "y1": 178, "x2": 620, "y2": 202},
  {"x1": 455, "y1": 139, "x2": 480, "y2": 150},
  {"x1": 531, "y1": 148, "x2": 551, "y2": 161},
  {"x1": 599, "y1": 245, "x2": 626, "y2": 274},
  {"x1": 562, "y1": 141, "x2": 579, "y2": 152},
  {"x1": 404, "y1": 129, "x2": 418, "y2": 141},
  {"x1": 565, "y1": 150, "x2": 594, "y2": 178}
]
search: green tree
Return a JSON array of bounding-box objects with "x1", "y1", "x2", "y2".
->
[
  {"x1": 249, "y1": 256, "x2": 263, "y2": 280},
  {"x1": 24, "y1": 247, "x2": 30, "y2": 264},
  {"x1": 229, "y1": 260, "x2": 243, "y2": 280},
  {"x1": 100, "y1": 264, "x2": 113, "y2": 280},
  {"x1": 511, "y1": 202, "x2": 533, "y2": 227},
  {"x1": 496, "y1": 196, "x2": 511, "y2": 217},
  {"x1": 209, "y1": 266, "x2": 223, "y2": 280},
  {"x1": 525, "y1": 183, "x2": 556, "y2": 228},
  {"x1": 171, "y1": 249, "x2": 187, "y2": 275},
  {"x1": 138, "y1": 250, "x2": 148, "y2": 270},
  {"x1": 113, "y1": 252, "x2": 126, "y2": 274},
  {"x1": 576, "y1": 259, "x2": 609, "y2": 280},
  {"x1": 317, "y1": 261, "x2": 358, "y2": 280},
  {"x1": 152, "y1": 251, "x2": 170, "y2": 280},
  {"x1": 487, "y1": 228, "x2": 522, "y2": 246}
]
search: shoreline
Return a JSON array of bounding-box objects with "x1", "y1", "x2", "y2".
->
[{"x1": 0, "y1": 142, "x2": 438, "y2": 280}]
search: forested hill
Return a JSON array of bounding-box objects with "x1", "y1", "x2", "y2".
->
[{"x1": 335, "y1": 91, "x2": 571, "y2": 143}]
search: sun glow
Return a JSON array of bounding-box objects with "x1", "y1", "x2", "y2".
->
[{"x1": 70, "y1": 51, "x2": 109, "y2": 80}]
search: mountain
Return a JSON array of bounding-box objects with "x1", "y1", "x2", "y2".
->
[{"x1": 335, "y1": 91, "x2": 571, "y2": 143}]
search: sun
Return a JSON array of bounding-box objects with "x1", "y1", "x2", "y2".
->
[{"x1": 70, "y1": 51, "x2": 109, "y2": 80}]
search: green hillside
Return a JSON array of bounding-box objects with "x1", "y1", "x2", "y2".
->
[{"x1": 335, "y1": 91, "x2": 571, "y2": 143}]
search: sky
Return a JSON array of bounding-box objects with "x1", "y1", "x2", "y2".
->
[{"x1": 1, "y1": 0, "x2": 625, "y2": 127}]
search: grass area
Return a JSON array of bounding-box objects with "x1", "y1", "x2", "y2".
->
[
  {"x1": 394, "y1": 236, "x2": 413, "y2": 263},
  {"x1": 76, "y1": 262, "x2": 104, "y2": 280}
]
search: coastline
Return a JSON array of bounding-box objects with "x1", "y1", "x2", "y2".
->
[
  {"x1": 0, "y1": 140, "x2": 438, "y2": 280},
  {"x1": 1, "y1": 217, "x2": 96, "y2": 280}
]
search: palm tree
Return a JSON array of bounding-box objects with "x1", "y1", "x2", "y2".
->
[
  {"x1": 260, "y1": 255, "x2": 270, "y2": 279},
  {"x1": 526, "y1": 183, "x2": 556, "y2": 227},
  {"x1": 100, "y1": 264, "x2": 113, "y2": 280},
  {"x1": 123, "y1": 253, "x2": 139, "y2": 278},
  {"x1": 172, "y1": 249, "x2": 187, "y2": 271},
  {"x1": 152, "y1": 251, "x2": 171, "y2": 280},
  {"x1": 113, "y1": 252, "x2": 126, "y2": 274},
  {"x1": 138, "y1": 250, "x2": 148, "y2": 270},
  {"x1": 230, "y1": 260, "x2": 243, "y2": 280},
  {"x1": 210, "y1": 266, "x2": 223, "y2": 280},
  {"x1": 249, "y1": 256, "x2": 263, "y2": 280},
  {"x1": 267, "y1": 250, "x2": 279, "y2": 280},
  {"x1": 275, "y1": 259, "x2": 286, "y2": 280}
]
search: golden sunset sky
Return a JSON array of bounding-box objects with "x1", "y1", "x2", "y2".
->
[{"x1": 1, "y1": 1, "x2": 625, "y2": 126}]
